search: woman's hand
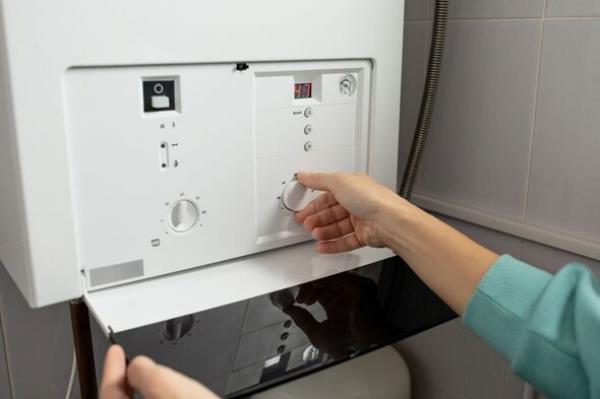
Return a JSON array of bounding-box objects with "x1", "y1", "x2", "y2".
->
[
  {"x1": 295, "y1": 170, "x2": 498, "y2": 314},
  {"x1": 99, "y1": 345, "x2": 220, "y2": 399},
  {"x1": 99, "y1": 345, "x2": 132, "y2": 399},
  {"x1": 295, "y1": 171, "x2": 414, "y2": 253}
]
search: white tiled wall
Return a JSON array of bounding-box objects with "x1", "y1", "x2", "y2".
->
[
  {"x1": 449, "y1": 0, "x2": 545, "y2": 19},
  {"x1": 405, "y1": 1, "x2": 434, "y2": 20},
  {"x1": 526, "y1": 20, "x2": 600, "y2": 242},
  {"x1": 396, "y1": 319, "x2": 525, "y2": 399},
  {"x1": 522, "y1": 240, "x2": 600, "y2": 277},
  {"x1": 546, "y1": 0, "x2": 600, "y2": 17},
  {"x1": 416, "y1": 20, "x2": 542, "y2": 219},
  {"x1": 405, "y1": 0, "x2": 600, "y2": 260},
  {"x1": 406, "y1": 0, "x2": 547, "y2": 20},
  {"x1": 397, "y1": 20, "x2": 431, "y2": 177},
  {"x1": 400, "y1": 1, "x2": 600, "y2": 398}
]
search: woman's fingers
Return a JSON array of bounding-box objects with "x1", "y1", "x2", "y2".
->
[
  {"x1": 99, "y1": 345, "x2": 131, "y2": 399},
  {"x1": 296, "y1": 285, "x2": 318, "y2": 305},
  {"x1": 316, "y1": 234, "x2": 364, "y2": 254},
  {"x1": 283, "y1": 305, "x2": 321, "y2": 333},
  {"x1": 127, "y1": 356, "x2": 219, "y2": 399},
  {"x1": 296, "y1": 171, "x2": 339, "y2": 192},
  {"x1": 295, "y1": 192, "x2": 338, "y2": 224},
  {"x1": 312, "y1": 218, "x2": 354, "y2": 241},
  {"x1": 302, "y1": 204, "x2": 349, "y2": 231}
]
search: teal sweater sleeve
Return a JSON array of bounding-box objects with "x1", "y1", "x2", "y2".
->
[{"x1": 463, "y1": 255, "x2": 600, "y2": 399}]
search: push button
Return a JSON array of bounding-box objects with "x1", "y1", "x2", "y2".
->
[{"x1": 151, "y1": 95, "x2": 171, "y2": 109}]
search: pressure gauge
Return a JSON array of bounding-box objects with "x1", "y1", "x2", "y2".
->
[{"x1": 339, "y1": 74, "x2": 357, "y2": 97}]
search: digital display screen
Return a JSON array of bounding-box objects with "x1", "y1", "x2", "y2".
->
[{"x1": 294, "y1": 82, "x2": 312, "y2": 99}]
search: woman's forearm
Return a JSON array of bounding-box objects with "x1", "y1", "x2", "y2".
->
[
  {"x1": 376, "y1": 202, "x2": 499, "y2": 314},
  {"x1": 294, "y1": 171, "x2": 498, "y2": 314}
]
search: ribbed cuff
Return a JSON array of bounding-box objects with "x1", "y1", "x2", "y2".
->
[{"x1": 463, "y1": 255, "x2": 552, "y2": 361}]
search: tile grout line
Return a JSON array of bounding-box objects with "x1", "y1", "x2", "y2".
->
[{"x1": 522, "y1": 0, "x2": 548, "y2": 226}]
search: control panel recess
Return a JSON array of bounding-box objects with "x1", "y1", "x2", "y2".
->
[{"x1": 65, "y1": 60, "x2": 371, "y2": 290}]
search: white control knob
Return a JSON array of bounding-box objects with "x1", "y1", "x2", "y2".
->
[
  {"x1": 169, "y1": 200, "x2": 199, "y2": 233},
  {"x1": 281, "y1": 179, "x2": 322, "y2": 212}
]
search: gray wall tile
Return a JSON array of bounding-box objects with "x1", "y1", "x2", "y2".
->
[
  {"x1": 413, "y1": 20, "x2": 542, "y2": 220},
  {"x1": 405, "y1": 0, "x2": 433, "y2": 20},
  {"x1": 522, "y1": 240, "x2": 600, "y2": 277},
  {"x1": 449, "y1": 0, "x2": 545, "y2": 19},
  {"x1": 396, "y1": 216, "x2": 529, "y2": 399},
  {"x1": 400, "y1": 6, "x2": 599, "y2": 399},
  {"x1": 0, "y1": 315, "x2": 12, "y2": 399},
  {"x1": 546, "y1": 0, "x2": 600, "y2": 17},
  {"x1": 406, "y1": 0, "x2": 545, "y2": 21},
  {"x1": 526, "y1": 20, "x2": 600, "y2": 244},
  {"x1": 399, "y1": 21, "x2": 431, "y2": 182},
  {"x1": 0, "y1": 266, "x2": 74, "y2": 399},
  {"x1": 396, "y1": 319, "x2": 524, "y2": 399},
  {"x1": 440, "y1": 215, "x2": 523, "y2": 256}
]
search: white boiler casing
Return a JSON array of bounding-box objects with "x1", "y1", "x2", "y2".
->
[{"x1": 0, "y1": 0, "x2": 405, "y2": 323}]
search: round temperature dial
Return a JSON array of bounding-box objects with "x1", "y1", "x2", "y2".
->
[
  {"x1": 281, "y1": 179, "x2": 322, "y2": 212},
  {"x1": 169, "y1": 200, "x2": 199, "y2": 233}
]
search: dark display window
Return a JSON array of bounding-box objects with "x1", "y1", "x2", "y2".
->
[{"x1": 294, "y1": 82, "x2": 312, "y2": 99}]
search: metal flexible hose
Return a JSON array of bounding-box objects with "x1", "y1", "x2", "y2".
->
[{"x1": 399, "y1": 0, "x2": 449, "y2": 200}]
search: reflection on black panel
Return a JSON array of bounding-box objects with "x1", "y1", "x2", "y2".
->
[{"x1": 92, "y1": 257, "x2": 455, "y2": 398}]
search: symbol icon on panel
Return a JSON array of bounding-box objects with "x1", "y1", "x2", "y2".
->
[
  {"x1": 143, "y1": 78, "x2": 177, "y2": 113},
  {"x1": 153, "y1": 83, "x2": 165, "y2": 94},
  {"x1": 339, "y1": 74, "x2": 357, "y2": 97}
]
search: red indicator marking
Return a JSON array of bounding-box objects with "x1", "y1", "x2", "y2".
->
[{"x1": 294, "y1": 82, "x2": 313, "y2": 99}]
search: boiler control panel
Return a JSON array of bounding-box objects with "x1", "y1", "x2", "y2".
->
[{"x1": 65, "y1": 60, "x2": 371, "y2": 290}]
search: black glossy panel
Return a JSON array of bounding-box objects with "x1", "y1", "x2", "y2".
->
[{"x1": 95, "y1": 257, "x2": 455, "y2": 397}]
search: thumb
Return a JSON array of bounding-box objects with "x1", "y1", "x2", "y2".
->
[
  {"x1": 127, "y1": 356, "x2": 219, "y2": 399},
  {"x1": 296, "y1": 171, "x2": 338, "y2": 192},
  {"x1": 99, "y1": 345, "x2": 132, "y2": 399}
]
